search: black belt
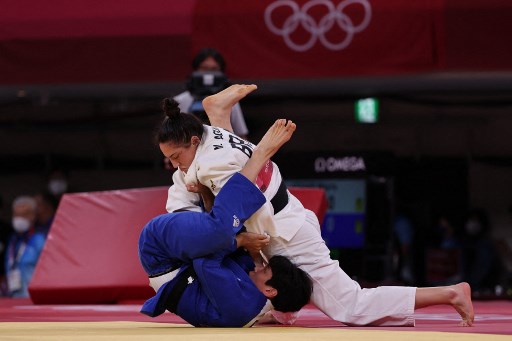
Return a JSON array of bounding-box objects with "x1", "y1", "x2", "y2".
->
[
  {"x1": 165, "y1": 266, "x2": 197, "y2": 313},
  {"x1": 270, "y1": 180, "x2": 289, "y2": 214}
]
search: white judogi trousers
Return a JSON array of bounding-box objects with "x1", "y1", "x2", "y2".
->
[{"x1": 268, "y1": 209, "x2": 417, "y2": 326}]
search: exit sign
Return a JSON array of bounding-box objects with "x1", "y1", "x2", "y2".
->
[{"x1": 355, "y1": 98, "x2": 379, "y2": 123}]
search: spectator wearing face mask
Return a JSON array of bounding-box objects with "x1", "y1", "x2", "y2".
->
[
  {"x1": 5, "y1": 196, "x2": 46, "y2": 298},
  {"x1": 46, "y1": 169, "x2": 70, "y2": 202},
  {"x1": 173, "y1": 47, "x2": 249, "y2": 140}
]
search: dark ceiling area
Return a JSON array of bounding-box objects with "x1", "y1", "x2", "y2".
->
[{"x1": 1, "y1": 72, "x2": 512, "y2": 175}]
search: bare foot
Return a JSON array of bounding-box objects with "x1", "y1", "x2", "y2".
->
[
  {"x1": 202, "y1": 84, "x2": 258, "y2": 130},
  {"x1": 238, "y1": 119, "x2": 295, "y2": 184},
  {"x1": 255, "y1": 119, "x2": 296, "y2": 160},
  {"x1": 452, "y1": 282, "x2": 474, "y2": 326}
]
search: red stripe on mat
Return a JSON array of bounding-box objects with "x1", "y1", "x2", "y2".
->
[{"x1": 1, "y1": 299, "x2": 511, "y2": 335}]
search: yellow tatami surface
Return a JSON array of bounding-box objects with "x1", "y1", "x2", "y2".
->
[{"x1": 0, "y1": 322, "x2": 510, "y2": 341}]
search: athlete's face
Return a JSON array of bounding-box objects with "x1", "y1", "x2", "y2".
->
[
  {"x1": 159, "y1": 136, "x2": 200, "y2": 173},
  {"x1": 249, "y1": 264, "x2": 277, "y2": 299}
]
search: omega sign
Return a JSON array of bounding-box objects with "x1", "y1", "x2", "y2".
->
[{"x1": 314, "y1": 156, "x2": 366, "y2": 173}]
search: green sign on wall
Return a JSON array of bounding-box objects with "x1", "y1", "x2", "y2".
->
[{"x1": 355, "y1": 98, "x2": 379, "y2": 123}]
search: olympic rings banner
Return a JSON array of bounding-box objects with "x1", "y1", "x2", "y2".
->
[
  {"x1": 192, "y1": 0, "x2": 512, "y2": 79},
  {"x1": 263, "y1": 0, "x2": 373, "y2": 53},
  {"x1": 192, "y1": 0, "x2": 440, "y2": 78}
]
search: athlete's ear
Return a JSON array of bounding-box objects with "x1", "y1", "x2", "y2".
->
[
  {"x1": 264, "y1": 286, "x2": 277, "y2": 299},
  {"x1": 191, "y1": 135, "x2": 200, "y2": 146}
]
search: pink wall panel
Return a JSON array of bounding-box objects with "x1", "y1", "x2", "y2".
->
[{"x1": 29, "y1": 185, "x2": 327, "y2": 304}]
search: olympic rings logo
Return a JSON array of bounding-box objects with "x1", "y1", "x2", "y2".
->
[{"x1": 264, "y1": 0, "x2": 372, "y2": 52}]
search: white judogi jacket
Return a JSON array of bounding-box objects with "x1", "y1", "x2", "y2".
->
[{"x1": 166, "y1": 125, "x2": 305, "y2": 242}]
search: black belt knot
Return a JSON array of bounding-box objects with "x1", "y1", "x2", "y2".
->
[{"x1": 165, "y1": 266, "x2": 197, "y2": 313}]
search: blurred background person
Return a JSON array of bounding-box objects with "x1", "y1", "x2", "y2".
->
[
  {"x1": 4, "y1": 196, "x2": 46, "y2": 298},
  {"x1": 435, "y1": 213, "x2": 461, "y2": 250},
  {"x1": 392, "y1": 203, "x2": 416, "y2": 285},
  {"x1": 173, "y1": 47, "x2": 249, "y2": 140},
  {"x1": 424, "y1": 212, "x2": 463, "y2": 286},
  {"x1": 34, "y1": 192, "x2": 58, "y2": 236},
  {"x1": 461, "y1": 208, "x2": 502, "y2": 297},
  {"x1": 46, "y1": 168, "x2": 71, "y2": 203}
]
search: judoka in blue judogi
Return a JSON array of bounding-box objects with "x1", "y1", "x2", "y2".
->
[{"x1": 138, "y1": 172, "x2": 312, "y2": 327}]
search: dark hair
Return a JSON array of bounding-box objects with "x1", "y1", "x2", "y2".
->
[
  {"x1": 192, "y1": 47, "x2": 226, "y2": 72},
  {"x1": 266, "y1": 255, "x2": 313, "y2": 312},
  {"x1": 156, "y1": 98, "x2": 204, "y2": 145}
]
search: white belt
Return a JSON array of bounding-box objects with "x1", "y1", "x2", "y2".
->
[{"x1": 149, "y1": 268, "x2": 180, "y2": 293}]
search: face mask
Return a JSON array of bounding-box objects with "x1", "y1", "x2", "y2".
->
[
  {"x1": 48, "y1": 179, "x2": 68, "y2": 195},
  {"x1": 12, "y1": 217, "x2": 31, "y2": 234}
]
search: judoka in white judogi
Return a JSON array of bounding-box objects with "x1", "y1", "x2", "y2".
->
[{"x1": 167, "y1": 125, "x2": 416, "y2": 326}]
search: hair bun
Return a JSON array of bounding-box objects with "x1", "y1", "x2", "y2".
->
[{"x1": 162, "y1": 98, "x2": 181, "y2": 118}]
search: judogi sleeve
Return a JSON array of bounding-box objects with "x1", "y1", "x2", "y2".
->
[
  {"x1": 166, "y1": 169, "x2": 202, "y2": 213},
  {"x1": 141, "y1": 173, "x2": 267, "y2": 270}
]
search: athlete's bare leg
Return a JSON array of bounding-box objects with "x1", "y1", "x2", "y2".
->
[
  {"x1": 240, "y1": 119, "x2": 295, "y2": 183},
  {"x1": 415, "y1": 282, "x2": 474, "y2": 326},
  {"x1": 202, "y1": 84, "x2": 258, "y2": 132}
]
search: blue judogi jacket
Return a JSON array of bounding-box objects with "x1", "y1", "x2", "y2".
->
[{"x1": 139, "y1": 173, "x2": 269, "y2": 327}]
